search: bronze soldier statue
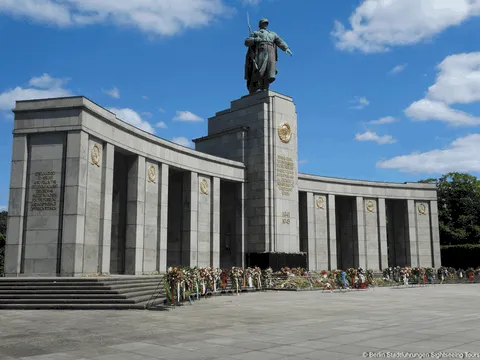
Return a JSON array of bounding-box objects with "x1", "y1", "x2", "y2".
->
[{"x1": 244, "y1": 18, "x2": 293, "y2": 94}]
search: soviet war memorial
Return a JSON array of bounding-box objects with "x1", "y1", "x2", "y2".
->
[{"x1": 2, "y1": 1, "x2": 480, "y2": 359}]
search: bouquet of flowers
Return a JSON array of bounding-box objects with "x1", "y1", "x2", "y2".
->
[
  {"x1": 230, "y1": 267, "x2": 244, "y2": 294},
  {"x1": 382, "y1": 268, "x2": 391, "y2": 281},
  {"x1": 346, "y1": 268, "x2": 357, "y2": 287},
  {"x1": 291, "y1": 267, "x2": 305, "y2": 277},
  {"x1": 262, "y1": 268, "x2": 273, "y2": 287},
  {"x1": 220, "y1": 269, "x2": 229, "y2": 289},
  {"x1": 280, "y1": 267, "x2": 291, "y2": 277},
  {"x1": 252, "y1": 266, "x2": 262, "y2": 289},
  {"x1": 448, "y1": 267, "x2": 456, "y2": 279},
  {"x1": 320, "y1": 270, "x2": 329, "y2": 279},
  {"x1": 457, "y1": 268, "x2": 464, "y2": 280},
  {"x1": 466, "y1": 267, "x2": 475, "y2": 281},
  {"x1": 366, "y1": 269, "x2": 374, "y2": 285},
  {"x1": 244, "y1": 267, "x2": 254, "y2": 288},
  {"x1": 425, "y1": 267, "x2": 435, "y2": 284}
]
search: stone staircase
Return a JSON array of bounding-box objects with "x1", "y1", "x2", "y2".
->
[{"x1": 0, "y1": 276, "x2": 166, "y2": 310}]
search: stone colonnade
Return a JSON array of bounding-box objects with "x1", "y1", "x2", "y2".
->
[{"x1": 299, "y1": 191, "x2": 441, "y2": 272}]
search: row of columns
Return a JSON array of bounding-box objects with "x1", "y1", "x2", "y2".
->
[
  {"x1": 303, "y1": 192, "x2": 441, "y2": 272},
  {"x1": 5, "y1": 131, "x2": 236, "y2": 276}
]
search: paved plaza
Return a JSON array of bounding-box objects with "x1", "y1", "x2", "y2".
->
[{"x1": 1, "y1": 285, "x2": 480, "y2": 360}]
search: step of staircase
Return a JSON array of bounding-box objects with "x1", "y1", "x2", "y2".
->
[{"x1": 0, "y1": 276, "x2": 166, "y2": 310}]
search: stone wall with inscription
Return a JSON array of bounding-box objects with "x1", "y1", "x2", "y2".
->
[
  {"x1": 24, "y1": 132, "x2": 66, "y2": 275},
  {"x1": 143, "y1": 160, "x2": 159, "y2": 273},
  {"x1": 273, "y1": 96, "x2": 299, "y2": 253}
]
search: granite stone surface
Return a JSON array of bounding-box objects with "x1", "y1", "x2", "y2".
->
[{"x1": 1, "y1": 286, "x2": 480, "y2": 359}]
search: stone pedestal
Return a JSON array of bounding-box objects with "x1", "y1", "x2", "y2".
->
[{"x1": 194, "y1": 91, "x2": 300, "y2": 267}]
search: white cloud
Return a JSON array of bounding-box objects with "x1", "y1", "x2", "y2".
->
[
  {"x1": 367, "y1": 116, "x2": 396, "y2": 125},
  {"x1": 377, "y1": 134, "x2": 480, "y2": 174},
  {"x1": 0, "y1": 0, "x2": 232, "y2": 36},
  {"x1": 142, "y1": 95, "x2": 149, "y2": 100},
  {"x1": 141, "y1": 112, "x2": 153, "y2": 118},
  {"x1": 29, "y1": 73, "x2": 69, "y2": 88},
  {"x1": 156, "y1": 121, "x2": 167, "y2": 129},
  {"x1": 0, "y1": 74, "x2": 72, "y2": 111},
  {"x1": 173, "y1": 110, "x2": 204, "y2": 122},
  {"x1": 350, "y1": 96, "x2": 370, "y2": 110},
  {"x1": 355, "y1": 130, "x2": 396, "y2": 144},
  {"x1": 159, "y1": 108, "x2": 166, "y2": 113},
  {"x1": 299, "y1": 159, "x2": 308, "y2": 165},
  {"x1": 389, "y1": 64, "x2": 407, "y2": 74},
  {"x1": 109, "y1": 108, "x2": 155, "y2": 134},
  {"x1": 332, "y1": 0, "x2": 480, "y2": 53},
  {"x1": 405, "y1": 99, "x2": 480, "y2": 126},
  {"x1": 172, "y1": 137, "x2": 193, "y2": 148},
  {"x1": 404, "y1": 52, "x2": 480, "y2": 126},
  {"x1": 0, "y1": 205, "x2": 7, "y2": 212},
  {"x1": 103, "y1": 87, "x2": 120, "y2": 99}
]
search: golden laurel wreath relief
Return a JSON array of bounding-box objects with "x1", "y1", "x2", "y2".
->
[
  {"x1": 366, "y1": 200, "x2": 375, "y2": 213},
  {"x1": 315, "y1": 196, "x2": 325, "y2": 210},
  {"x1": 90, "y1": 144, "x2": 101, "y2": 167},
  {"x1": 417, "y1": 203, "x2": 427, "y2": 215},
  {"x1": 199, "y1": 178, "x2": 209, "y2": 195},
  {"x1": 277, "y1": 122, "x2": 292, "y2": 144},
  {"x1": 147, "y1": 165, "x2": 157, "y2": 183}
]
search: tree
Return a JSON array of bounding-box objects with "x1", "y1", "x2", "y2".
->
[{"x1": 421, "y1": 172, "x2": 480, "y2": 246}]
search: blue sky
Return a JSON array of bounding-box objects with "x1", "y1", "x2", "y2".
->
[{"x1": 1, "y1": 0, "x2": 480, "y2": 208}]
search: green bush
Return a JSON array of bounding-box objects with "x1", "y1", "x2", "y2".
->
[{"x1": 441, "y1": 244, "x2": 480, "y2": 268}]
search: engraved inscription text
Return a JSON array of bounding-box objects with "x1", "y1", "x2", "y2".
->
[
  {"x1": 31, "y1": 171, "x2": 58, "y2": 211},
  {"x1": 276, "y1": 155, "x2": 294, "y2": 196}
]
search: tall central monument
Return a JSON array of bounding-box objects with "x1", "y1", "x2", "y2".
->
[{"x1": 194, "y1": 17, "x2": 300, "y2": 267}]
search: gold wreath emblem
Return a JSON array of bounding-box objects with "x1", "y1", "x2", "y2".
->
[
  {"x1": 90, "y1": 144, "x2": 101, "y2": 167},
  {"x1": 315, "y1": 196, "x2": 325, "y2": 210},
  {"x1": 277, "y1": 122, "x2": 292, "y2": 144},
  {"x1": 147, "y1": 165, "x2": 157, "y2": 183},
  {"x1": 366, "y1": 200, "x2": 375, "y2": 213},
  {"x1": 199, "y1": 178, "x2": 209, "y2": 195},
  {"x1": 418, "y1": 203, "x2": 426, "y2": 215}
]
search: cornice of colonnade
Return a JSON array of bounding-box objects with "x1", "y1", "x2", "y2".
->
[
  {"x1": 297, "y1": 173, "x2": 438, "y2": 201},
  {"x1": 12, "y1": 96, "x2": 246, "y2": 182}
]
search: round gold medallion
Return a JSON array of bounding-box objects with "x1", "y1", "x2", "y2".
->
[
  {"x1": 315, "y1": 196, "x2": 325, "y2": 210},
  {"x1": 199, "y1": 178, "x2": 209, "y2": 195},
  {"x1": 90, "y1": 144, "x2": 101, "y2": 167},
  {"x1": 418, "y1": 203, "x2": 426, "y2": 215},
  {"x1": 277, "y1": 122, "x2": 292, "y2": 144},
  {"x1": 366, "y1": 200, "x2": 375, "y2": 213},
  {"x1": 147, "y1": 165, "x2": 157, "y2": 183}
]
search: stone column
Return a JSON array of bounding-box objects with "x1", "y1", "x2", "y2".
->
[
  {"x1": 211, "y1": 177, "x2": 220, "y2": 268},
  {"x1": 364, "y1": 198, "x2": 380, "y2": 271},
  {"x1": 182, "y1": 171, "x2": 198, "y2": 266},
  {"x1": 356, "y1": 196, "x2": 366, "y2": 268},
  {"x1": 305, "y1": 192, "x2": 316, "y2": 271},
  {"x1": 143, "y1": 160, "x2": 160, "y2": 273},
  {"x1": 197, "y1": 175, "x2": 212, "y2": 268},
  {"x1": 430, "y1": 200, "x2": 442, "y2": 268},
  {"x1": 236, "y1": 181, "x2": 246, "y2": 267},
  {"x1": 157, "y1": 163, "x2": 169, "y2": 273},
  {"x1": 4, "y1": 135, "x2": 28, "y2": 276},
  {"x1": 377, "y1": 198, "x2": 388, "y2": 270},
  {"x1": 61, "y1": 131, "x2": 88, "y2": 276},
  {"x1": 125, "y1": 155, "x2": 145, "y2": 275},
  {"x1": 313, "y1": 194, "x2": 329, "y2": 270},
  {"x1": 83, "y1": 138, "x2": 104, "y2": 274},
  {"x1": 327, "y1": 194, "x2": 337, "y2": 270},
  {"x1": 406, "y1": 200, "x2": 418, "y2": 267},
  {"x1": 98, "y1": 143, "x2": 114, "y2": 274},
  {"x1": 415, "y1": 201, "x2": 433, "y2": 267}
]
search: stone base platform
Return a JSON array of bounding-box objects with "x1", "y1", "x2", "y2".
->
[{"x1": 0, "y1": 276, "x2": 166, "y2": 310}]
